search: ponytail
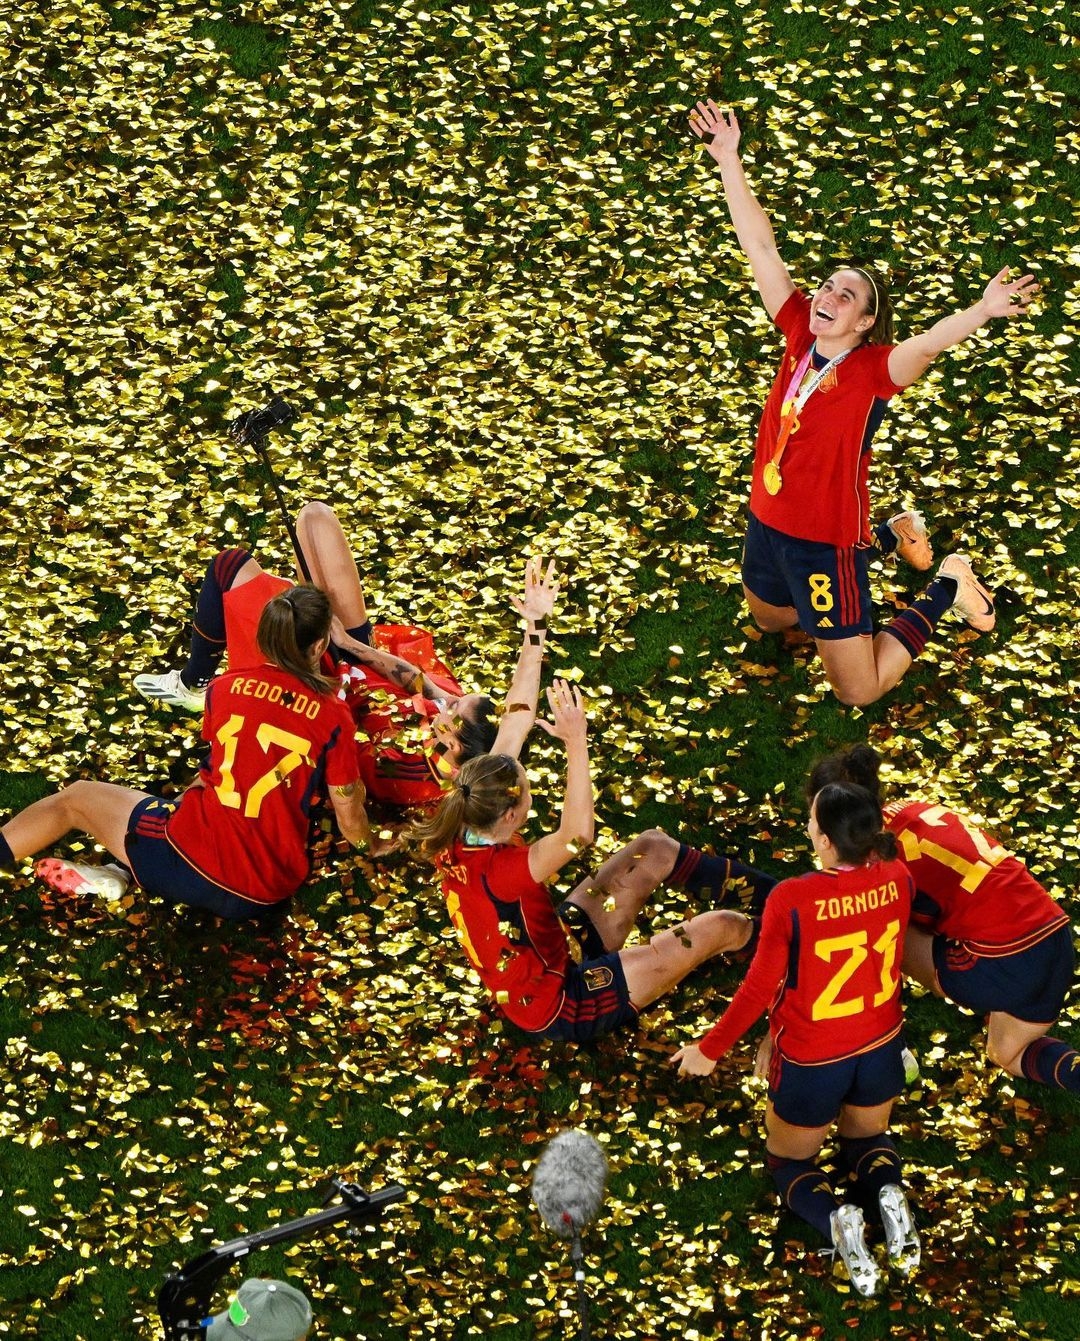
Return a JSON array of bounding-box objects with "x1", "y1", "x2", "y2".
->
[
  {"x1": 406, "y1": 753, "x2": 522, "y2": 860},
  {"x1": 813, "y1": 782, "x2": 897, "y2": 865},
  {"x1": 806, "y1": 744, "x2": 884, "y2": 807},
  {"x1": 256, "y1": 585, "x2": 335, "y2": 695}
]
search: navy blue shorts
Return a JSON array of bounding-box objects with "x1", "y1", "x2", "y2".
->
[
  {"x1": 124, "y1": 796, "x2": 284, "y2": 922},
  {"x1": 934, "y1": 925, "x2": 1074, "y2": 1023},
  {"x1": 769, "y1": 1036, "x2": 904, "y2": 1128},
  {"x1": 528, "y1": 901, "x2": 639, "y2": 1043},
  {"x1": 742, "y1": 514, "x2": 873, "y2": 640}
]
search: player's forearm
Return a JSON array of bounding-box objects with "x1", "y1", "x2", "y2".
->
[
  {"x1": 492, "y1": 627, "x2": 548, "y2": 754},
  {"x1": 555, "y1": 738, "x2": 595, "y2": 853},
  {"x1": 335, "y1": 633, "x2": 424, "y2": 695},
  {"x1": 889, "y1": 297, "x2": 995, "y2": 386},
  {"x1": 712, "y1": 150, "x2": 780, "y2": 261},
  {"x1": 332, "y1": 783, "x2": 372, "y2": 848}
]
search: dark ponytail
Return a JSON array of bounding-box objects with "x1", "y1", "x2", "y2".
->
[
  {"x1": 456, "y1": 695, "x2": 498, "y2": 762},
  {"x1": 806, "y1": 745, "x2": 884, "y2": 806},
  {"x1": 813, "y1": 782, "x2": 897, "y2": 865},
  {"x1": 256, "y1": 585, "x2": 335, "y2": 695},
  {"x1": 407, "y1": 753, "x2": 522, "y2": 860}
]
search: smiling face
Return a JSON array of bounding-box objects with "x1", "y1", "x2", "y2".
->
[
  {"x1": 809, "y1": 269, "x2": 877, "y2": 348},
  {"x1": 430, "y1": 693, "x2": 488, "y2": 762}
]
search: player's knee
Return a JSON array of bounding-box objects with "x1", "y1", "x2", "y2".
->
[
  {"x1": 635, "y1": 828, "x2": 677, "y2": 862},
  {"x1": 58, "y1": 780, "x2": 95, "y2": 824},
  {"x1": 830, "y1": 681, "x2": 878, "y2": 708},
  {"x1": 985, "y1": 1037, "x2": 1022, "y2": 1075},
  {"x1": 296, "y1": 500, "x2": 333, "y2": 529}
]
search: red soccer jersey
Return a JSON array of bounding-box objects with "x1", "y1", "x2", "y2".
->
[
  {"x1": 223, "y1": 572, "x2": 293, "y2": 670},
  {"x1": 699, "y1": 860, "x2": 913, "y2": 1064},
  {"x1": 884, "y1": 800, "x2": 1068, "y2": 955},
  {"x1": 438, "y1": 840, "x2": 570, "y2": 1032},
  {"x1": 166, "y1": 665, "x2": 360, "y2": 905},
  {"x1": 748, "y1": 290, "x2": 903, "y2": 548}
]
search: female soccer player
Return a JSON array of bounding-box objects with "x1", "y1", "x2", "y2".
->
[
  {"x1": 409, "y1": 680, "x2": 774, "y2": 1042},
  {"x1": 672, "y1": 782, "x2": 919, "y2": 1297},
  {"x1": 809, "y1": 745, "x2": 1078, "y2": 1096},
  {"x1": 689, "y1": 97, "x2": 1039, "y2": 706},
  {"x1": 134, "y1": 502, "x2": 557, "y2": 807},
  {"x1": 1, "y1": 587, "x2": 367, "y2": 920}
]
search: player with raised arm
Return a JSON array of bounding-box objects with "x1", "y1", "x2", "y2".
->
[
  {"x1": 672, "y1": 782, "x2": 919, "y2": 1297},
  {"x1": 689, "y1": 97, "x2": 1038, "y2": 706},
  {"x1": 134, "y1": 501, "x2": 558, "y2": 808},
  {"x1": 409, "y1": 681, "x2": 776, "y2": 1042},
  {"x1": 2, "y1": 587, "x2": 366, "y2": 920},
  {"x1": 809, "y1": 745, "x2": 1078, "y2": 1096}
]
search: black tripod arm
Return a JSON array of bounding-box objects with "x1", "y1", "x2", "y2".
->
[{"x1": 158, "y1": 1181, "x2": 406, "y2": 1340}]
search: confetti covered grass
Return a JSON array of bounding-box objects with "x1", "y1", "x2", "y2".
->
[{"x1": 1, "y1": 0, "x2": 1079, "y2": 1337}]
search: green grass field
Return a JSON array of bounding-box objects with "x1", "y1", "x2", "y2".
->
[{"x1": 1, "y1": 0, "x2": 1079, "y2": 1336}]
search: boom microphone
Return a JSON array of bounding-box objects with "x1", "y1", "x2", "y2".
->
[
  {"x1": 531, "y1": 1129, "x2": 608, "y2": 1239},
  {"x1": 531, "y1": 1130, "x2": 608, "y2": 1341}
]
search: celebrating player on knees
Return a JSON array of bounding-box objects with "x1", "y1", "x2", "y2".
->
[
  {"x1": 672, "y1": 782, "x2": 920, "y2": 1296},
  {"x1": 134, "y1": 501, "x2": 558, "y2": 810},
  {"x1": 689, "y1": 96, "x2": 1038, "y2": 707},
  {"x1": 4, "y1": 587, "x2": 367, "y2": 920},
  {"x1": 408, "y1": 681, "x2": 774, "y2": 1043},
  {"x1": 809, "y1": 745, "x2": 1079, "y2": 1096}
]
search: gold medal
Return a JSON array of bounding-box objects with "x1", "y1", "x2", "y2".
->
[{"x1": 763, "y1": 460, "x2": 783, "y2": 495}]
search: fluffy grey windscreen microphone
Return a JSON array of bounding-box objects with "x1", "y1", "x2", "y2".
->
[{"x1": 530, "y1": 1130, "x2": 608, "y2": 1239}]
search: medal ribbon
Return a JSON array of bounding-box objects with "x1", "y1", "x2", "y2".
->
[{"x1": 765, "y1": 344, "x2": 854, "y2": 480}]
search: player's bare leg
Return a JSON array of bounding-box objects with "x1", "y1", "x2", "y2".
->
[
  {"x1": 744, "y1": 585, "x2": 799, "y2": 633},
  {"x1": 986, "y1": 1012, "x2": 1055, "y2": 1077},
  {"x1": 564, "y1": 828, "x2": 682, "y2": 949},
  {"x1": 618, "y1": 910, "x2": 752, "y2": 1008},
  {"x1": 817, "y1": 632, "x2": 913, "y2": 707},
  {"x1": 2, "y1": 781, "x2": 148, "y2": 866},
  {"x1": 295, "y1": 501, "x2": 369, "y2": 628}
]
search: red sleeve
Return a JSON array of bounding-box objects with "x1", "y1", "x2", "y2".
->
[
  {"x1": 865, "y1": 341, "x2": 904, "y2": 400},
  {"x1": 774, "y1": 289, "x2": 811, "y2": 340},
  {"x1": 698, "y1": 883, "x2": 793, "y2": 1061}
]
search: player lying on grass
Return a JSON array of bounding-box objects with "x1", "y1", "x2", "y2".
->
[
  {"x1": 810, "y1": 745, "x2": 1079, "y2": 1095},
  {"x1": 1, "y1": 587, "x2": 366, "y2": 920},
  {"x1": 690, "y1": 95, "x2": 1038, "y2": 706},
  {"x1": 135, "y1": 500, "x2": 558, "y2": 809},
  {"x1": 672, "y1": 782, "x2": 920, "y2": 1297},
  {"x1": 408, "y1": 680, "x2": 778, "y2": 1042}
]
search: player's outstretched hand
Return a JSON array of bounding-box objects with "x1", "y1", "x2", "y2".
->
[
  {"x1": 536, "y1": 679, "x2": 587, "y2": 746},
  {"x1": 981, "y1": 266, "x2": 1039, "y2": 319},
  {"x1": 671, "y1": 1043, "x2": 718, "y2": 1077},
  {"x1": 689, "y1": 98, "x2": 741, "y2": 162},
  {"x1": 512, "y1": 556, "x2": 559, "y2": 628}
]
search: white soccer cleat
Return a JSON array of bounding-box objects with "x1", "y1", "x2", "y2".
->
[
  {"x1": 133, "y1": 668, "x2": 206, "y2": 713},
  {"x1": 902, "y1": 1046, "x2": 921, "y2": 1087},
  {"x1": 831, "y1": 1203, "x2": 881, "y2": 1297},
  {"x1": 879, "y1": 1184, "x2": 921, "y2": 1277},
  {"x1": 35, "y1": 859, "x2": 131, "y2": 902}
]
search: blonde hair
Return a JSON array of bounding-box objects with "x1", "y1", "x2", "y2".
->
[{"x1": 407, "y1": 753, "x2": 522, "y2": 859}]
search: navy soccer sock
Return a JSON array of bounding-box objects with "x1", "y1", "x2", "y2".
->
[
  {"x1": 880, "y1": 575, "x2": 956, "y2": 660},
  {"x1": 0, "y1": 832, "x2": 15, "y2": 871},
  {"x1": 182, "y1": 547, "x2": 253, "y2": 687},
  {"x1": 767, "y1": 1153, "x2": 838, "y2": 1241},
  {"x1": 670, "y1": 843, "x2": 777, "y2": 913},
  {"x1": 874, "y1": 518, "x2": 899, "y2": 556},
  {"x1": 838, "y1": 1134, "x2": 904, "y2": 1204},
  {"x1": 1020, "y1": 1037, "x2": 1080, "y2": 1093}
]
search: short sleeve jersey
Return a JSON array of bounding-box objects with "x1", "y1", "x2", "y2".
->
[
  {"x1": 884, "y1": 800, "x2": 1068, "y2": 956},
  {"x1": 166, "y1": 665, "x2": 361, "y2": 904},
  {"x1": 438, "y1": 840, "x2": 569, "y2": 1031},
  {"x1": 748, "y1": 291, "x2": 903, "y2": 548},
  {"x1": 699, "y1": 860, "x2": 913, "y2": 1064}
]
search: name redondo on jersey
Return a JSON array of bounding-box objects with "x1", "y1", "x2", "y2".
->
[
  {"x1": 229, "y1": 676, "x2": 323, "y2": 720},
  {"x1": 815, "y1": 881, "x2": 901, "y2": 922}
]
